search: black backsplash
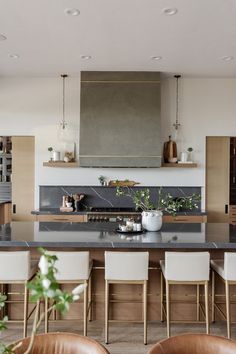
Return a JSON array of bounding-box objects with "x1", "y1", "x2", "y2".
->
[{"x1": 39, "y1": 186, "x2": 201, "y2": 211}]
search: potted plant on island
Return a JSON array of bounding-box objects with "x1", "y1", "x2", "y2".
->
[{"x1": 116, "y1": 187, "x2": 201, "y2": 231}]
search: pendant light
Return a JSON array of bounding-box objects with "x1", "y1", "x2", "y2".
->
[
  {"x1": 173, "y1": 74, "x2": 181, "y2": 140},
  {"x1": 58, "y1": 74, "x2": 71, "y2": 142}
]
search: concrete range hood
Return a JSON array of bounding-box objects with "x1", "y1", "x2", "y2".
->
[{"x1": 79, "y1": 71, "x2": 161, "y2": 167}]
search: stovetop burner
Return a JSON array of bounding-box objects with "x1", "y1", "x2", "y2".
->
[{"x1": 89, "y1": 207, "x2": 137, "y2": 213}]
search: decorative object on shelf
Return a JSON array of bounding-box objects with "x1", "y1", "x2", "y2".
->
[
  {"x1": 187, "y1": 147, "x2": 194, "y2": 162},
  {"x1": 180, "y1": 151, "x2": 188, "y2": 162},
  {"x1": 116, "y1": 186, "x2": 201, "y2": 231},
  {"x1": 63, "y1": 142, "x2": 76, "y2": 162},
  {"x1": 47, "y1": 147, "x2": 53, "y2": 161},
  {"x1": 52, "y1": 150, "x2": 60, "y2": 161},
  {"x1": 73, "y1": 193, "x2": 85, "y2": 211},
  {"x1": 0, "y1": 248, "x2": 86, "y2": 354},
  {"x1": 98, "y1": 175, "x2": 106, "y2": 186},
  {"x1": 108, "y1": 179, "x2": 140, "y2": 187},
  {"x1": 163, "y1": 135, "x2": 178, "y2": 163},
  {"x1": 173, "y1": 74, "x2": 181, "y2": 140}
]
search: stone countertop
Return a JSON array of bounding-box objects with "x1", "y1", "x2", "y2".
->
[
  {"x1": 31, "y1": 209, "x2": 87, "y2": 215},
  {"x1": 31, "y1": 208, "x2": 207, "y2": 216},
  {"x1": 0, "y1": 222, "x2": 234, "y2": 249}
]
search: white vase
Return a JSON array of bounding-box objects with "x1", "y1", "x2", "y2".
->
[{"x1": 142, "y1": 210, "x2": 163, "y2": 231}]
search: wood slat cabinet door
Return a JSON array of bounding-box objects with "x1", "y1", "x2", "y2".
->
[
  {"x1": 163, "y1": 215, "x2": 207, "y2": 223},
  {"x1": 12, "y1": 136, "x2": 35, "y2": 221},
  {"x1": 35, "y1": 214, "x2": 87, "y2": 222},
  {"x1": 206, "y1": 136, "x2": 230, "y2": 223}
]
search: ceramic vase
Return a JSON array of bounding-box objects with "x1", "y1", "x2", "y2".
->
[{"x1": 141, "y1": 210, "x2": 163, "y2": 231}]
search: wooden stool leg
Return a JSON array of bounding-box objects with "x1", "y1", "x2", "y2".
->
[
  {"x1": 160, "y1": 271, "x2": 164, "y2": 322},
  {"x1": 197, "y1": 284, "x2": 200, "y2": 321},
  {"x1": 204, "y1": 281, "x2": 209, "y2": 334},
  {"x1": 23, "y1": 282, "x2": 28, "y2": 338},
  {"x1": 45, "y1": 297, "x2": 49, "y2": 333},
  {"x1": 143, "y1": 280, "x2": 147, "y2": 345},
  {"x1": 105, "y1": 280, "x2": 109, "y2": 344},
  {"x1": 83, "y1": 280, "x2": 88, "y2": 336},
  {"x1": 225, "y1": 280, "x2": 231, "y2": 339},
  {"x1": 88, "y1": 275, "x2": 92, "y2": 321},
  {"x1": 166, "y1": 281, "x2": 170, "y2": 338},
  {"x1": 211, "y1": 270, "x2": 215, "y2": 323}
]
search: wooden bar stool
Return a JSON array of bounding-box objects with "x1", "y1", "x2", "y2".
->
[
  {"x1": 211, "y1": 252, "x2": 236, "y2": 338},
  {"x1": 0, "y1": 251, "x2": 38, "y2": 337},
  {"x1": 45, "y1": 251, "x2": 92, "y2": 336},
  {"x1": 160, "y1": 252, "x2": 210, "y2": 337},
  {"x1": 104, "y1": 251, "x2": 149, "y2": 345}
]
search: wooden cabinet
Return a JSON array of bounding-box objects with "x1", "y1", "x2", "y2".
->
[
  {"x1": 12, "y1": 136, "x2": 35, "y2": 221},
  {"x1": 206, "y1": 137, "x2": 230, "y2": 222},
  {"x1": 163, "y1": 215, "x2": 207, "y2": 223},
  {"x1": 0, "y1": 203, "x2": 11, "y2": 224},
  {"x1": 206, "y1": 136, "x2": 236, "y2": 223},
  {"x1": 35, "y1": 214, "x2": 87, "y2": 222}
]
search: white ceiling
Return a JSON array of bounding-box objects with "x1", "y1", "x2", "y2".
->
[{"x1": 1, "y1": 0, "x2": 236, "y2": 77}]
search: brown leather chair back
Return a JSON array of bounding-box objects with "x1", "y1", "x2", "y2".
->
[
  {"x1": 148, "y1": 334, "x2": 236, "y2": 354},
  {"x1": 14, "y1": 332, "x2": 109, "y2": 354}
]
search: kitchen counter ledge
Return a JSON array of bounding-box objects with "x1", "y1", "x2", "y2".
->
[
  {"x1": 0, "y1": 222, "x2": 234, "y2": 249},
  {"x1": 31, "y1": 209, "x2": 207, "y2": 216}
]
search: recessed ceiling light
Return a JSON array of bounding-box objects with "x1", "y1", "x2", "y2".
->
[
  {"x1": 64, "y1": 8, "x2": 80, "y2": 16},
  {"x1": 8, "y1": 53, "x2": 20, "y2": 59},
  {"x1": 221, "y1": 55, "x2": 234, "y2": 62},
  {"x1": 151, "y1": 56, "x2": 162, "y2": 61},
  {"x1": 162, "y1": 8, "x2": 178, "y2": 16},
  {"x1": 80, "y1": 55, "x2": 92, "y2": 60},
  {"x1": 0, "y1": 34, "x2": 7, "y2": 41}
]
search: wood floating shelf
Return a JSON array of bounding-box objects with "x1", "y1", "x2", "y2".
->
[
  {"x1": 43, "y1": 161, "x2": 79, "y2": 168},
  {"x1": 161, "y1": 163, "x2": 198, "y2": 168}
]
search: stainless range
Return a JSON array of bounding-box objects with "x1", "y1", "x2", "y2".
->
[{"x1": 87, "y1": 207, "x2": 141, "y2": 223}]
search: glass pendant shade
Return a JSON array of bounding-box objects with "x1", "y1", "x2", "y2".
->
[
  {"x1": 57, "y1": 74, "x2": 74, "y2": 143},
  {"x1": 172, "y1": 74, "x2": 181, "y2": 141}
]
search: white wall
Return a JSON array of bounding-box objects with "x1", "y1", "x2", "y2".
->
[{"x1": 1, "y1": 76, "x2": 236, "y2": 208}]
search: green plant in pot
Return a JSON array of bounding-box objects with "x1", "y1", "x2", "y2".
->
[
  {"x1": 0, "y1": 248, "x2": 86, "y2": 354},
  {"x1": 116, "y1": 186, "x2": 201, "y2": 231}
]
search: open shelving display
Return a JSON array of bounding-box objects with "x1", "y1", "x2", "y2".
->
[
  {"x1": 43, "y1": 161, "x2": 79, "y2": 168},
  {"x1": 161, "y1": 163, "x2": 197, "y2": 168}
]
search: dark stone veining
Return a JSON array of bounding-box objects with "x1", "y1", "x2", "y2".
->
[
  {"x1": 0, "y1": 222, "x2": 235, "y2": 250},
  {"x1": 39, "y1": 186, "x2": 202, "y2": 211}
]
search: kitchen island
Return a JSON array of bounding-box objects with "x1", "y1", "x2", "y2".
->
[{"x1": 0, "y1": 221, "x2": 235, "y2": 323}]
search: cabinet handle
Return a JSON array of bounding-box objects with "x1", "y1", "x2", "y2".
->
[
  {"x1": 233, "y1": 177, "x2": 236, "y2": 184},
  {"x1": 225, "y1": 204, "x2": 228, "y2": 214},
  {"x1": 12, "y1": 204, "x2": 16, "y2": 214}
]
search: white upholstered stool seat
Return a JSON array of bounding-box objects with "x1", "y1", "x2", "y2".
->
[
  {"x1": 45, "y1": 251, "x2": 92, "y2": 336},
  {"x1": 211, "y1": 253, "x2": 236, "y2": 338},
  {"x1": 104, "y1": 251, "x2": 149, "y2": 345},
  {"x1": 0, "y1": 251, "x2": 38, "y2": 338},
  {"x1": 160, "y1": 252, "x2": 210, "y2": 337}
]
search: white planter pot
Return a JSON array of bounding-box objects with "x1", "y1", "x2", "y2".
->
[{"x1": 142, "y1": 210, "x2": 163, "y2": 231}]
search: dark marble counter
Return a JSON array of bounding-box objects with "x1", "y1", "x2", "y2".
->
[
  {"x1": 0, "y1": 222, "x2": 235, "y2": 249},
  {"x1": 31, "y1": 208, "x2": 207, "y2": 216}
]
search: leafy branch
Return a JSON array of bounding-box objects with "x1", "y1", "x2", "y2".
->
[{"x1": 116, "y1": 186, "x2": 201, "y2": 216}]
